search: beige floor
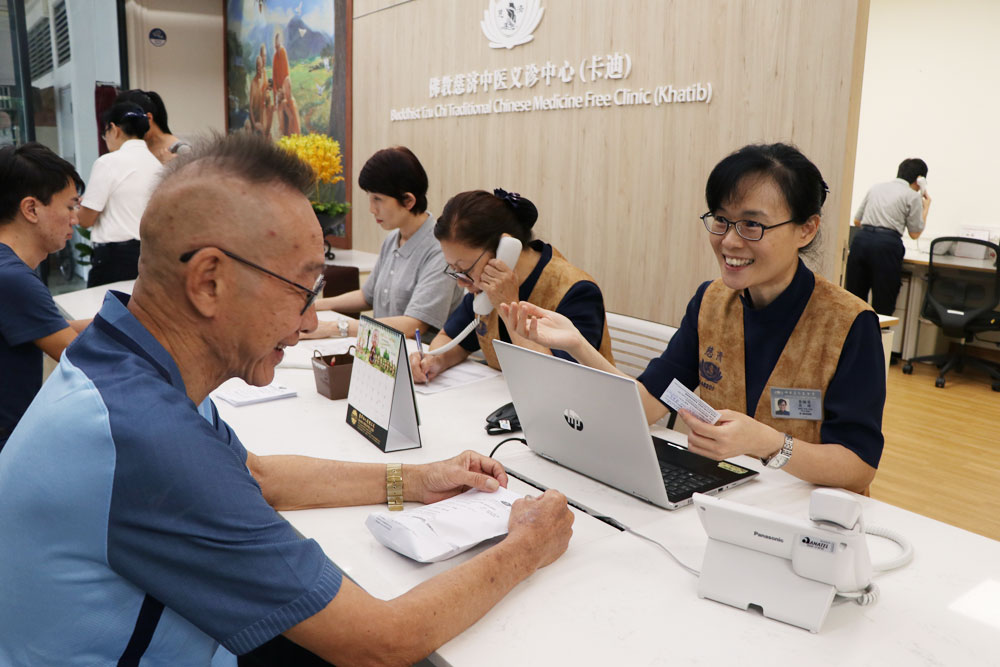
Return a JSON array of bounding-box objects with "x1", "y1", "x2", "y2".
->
[{"x1": 872, "y1": 359, "x2": 1000, "y2": 541}]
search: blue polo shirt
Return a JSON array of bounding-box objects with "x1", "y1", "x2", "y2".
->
[
  {"x1": 0, "y1": 292, "x2": 342, "y2": 664},
  {"x1": 0, "y1": 242, "x2": 70, "y2": 449},
  {"x1": 443, "y1": 240, "x2": 606, "y2": 362},
  {"x1": 638, "y1": 261, "x2": 885, "y2": 468}
]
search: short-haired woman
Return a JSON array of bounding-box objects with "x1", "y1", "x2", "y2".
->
[
  {"x1": 503, "y1": 144, "x2": 885, "y2": 493},
  {"x1": 114, "y1": 89, "x2": 191, "y2": 163},
  {"x1": 304, "y1": 146, "x2": 462, "y2": 339}
]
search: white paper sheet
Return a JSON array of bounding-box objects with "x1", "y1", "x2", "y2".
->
[
  {"x1": 413, "y1": 360, "x2": 500, "y2": 395},
  {"x1": 277, "y1": 337, "x2": 356, "y2": 369},
  {"x1": 213, "y1": 378, "x2": 297, "y2": 407},
  {"x1": 366, "y1": 487, "x2": 523, "y2": 562}
]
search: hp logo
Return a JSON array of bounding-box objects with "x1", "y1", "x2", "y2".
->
[{"x1": 563, "y1": 409, "x2": 584, "y2": 431}]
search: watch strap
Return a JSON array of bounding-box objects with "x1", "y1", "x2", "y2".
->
[
  {"x1": 763, "y1": 433, "x2": 794, "y2": 469},
  {"x1": 386, "y1": 463, "x2": 403, "y2": 511}
]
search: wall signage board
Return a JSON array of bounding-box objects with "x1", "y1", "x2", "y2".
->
[{"x1": 390, "y1": 1, "x2": 714, "y2": 122}]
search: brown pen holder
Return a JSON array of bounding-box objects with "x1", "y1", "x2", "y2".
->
[{"x1": 312, "y1": 347, "x2": 355, "y2": 400}]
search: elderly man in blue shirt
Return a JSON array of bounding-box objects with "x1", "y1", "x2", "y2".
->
[{"x1": 0, "y1": 133, "x2": 573, "y2": 666}]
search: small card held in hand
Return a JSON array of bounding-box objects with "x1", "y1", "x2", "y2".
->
[{"x1": 660, "y1": 378, "x2": 721, "y2": 424}]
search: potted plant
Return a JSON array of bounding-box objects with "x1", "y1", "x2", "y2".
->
[{"x1": 276, "y1": 133, "x2": 350, "y2": 259}]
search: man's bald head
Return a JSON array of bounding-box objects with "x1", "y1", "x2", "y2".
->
[{"x1": 137, "y1": 132, "x2": 317, "y2": 290}]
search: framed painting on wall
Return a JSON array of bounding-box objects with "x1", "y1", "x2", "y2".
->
[{"x1": 224, "y1": 0, "x2": 353, "y2": 249}]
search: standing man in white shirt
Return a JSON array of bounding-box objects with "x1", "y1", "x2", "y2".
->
[
  {"x1": 845, "y1": 158, "x2": 931, "y2": 315},
  {"x1": 77, "y1": 102, "x2": 163, "y2": 287}
]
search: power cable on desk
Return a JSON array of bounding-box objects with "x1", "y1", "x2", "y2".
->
[
  {"x1": 490, "y1": 442, "x2": 702, "y2": 575},
  {"x1": 489, "y1": 437, "x2": 526, "y2": 459},
  {"x1": 493, "y1": 437, "x2": 913, "y2": 606}
]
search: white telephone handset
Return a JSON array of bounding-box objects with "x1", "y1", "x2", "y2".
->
[
  {"x1": 472, "y1": 235, "x2": 523, "y2": 316},
  {"x1": 916, "y1": 176, "x2": 928, "y2": 197},
  {"x1": 426, "y1": 235, "x2": 523, "y2": 356}
]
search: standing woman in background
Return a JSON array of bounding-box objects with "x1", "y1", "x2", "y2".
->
[
  {"x1": 77, "y1": 103, "x2": 162, "y2": 287},
  {"x1": 502, "y1": 144, "x2": 885, "y2": 494},
  {"x1": 114, "y1": 89, "x2": 191, "y2": 163},
  {"x1": 410, "y1": 188, "x2": 614, "y2": 383}
]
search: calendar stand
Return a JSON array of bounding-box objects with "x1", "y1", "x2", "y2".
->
[{"x1": 346, "y1": 316, "x2": 421, "y2": 452}]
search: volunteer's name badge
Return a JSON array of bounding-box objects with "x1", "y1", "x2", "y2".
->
[{"x1": 770, "y1": 388, "x2": 822, "y2": 420}]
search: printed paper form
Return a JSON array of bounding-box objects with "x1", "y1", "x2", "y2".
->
[
  {"x1": 414, "y1": 360, "x2": 501, "y2": 395},
  {"x1": 214, "y1": 378, "x2": 297, "y2": 406}
]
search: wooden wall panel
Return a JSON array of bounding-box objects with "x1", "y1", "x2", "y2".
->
[{"x1": 351, "y1": 0, "x2": 868, "y2": 326}]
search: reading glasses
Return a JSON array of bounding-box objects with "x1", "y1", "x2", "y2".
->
[
  {"x1": 179, "y1": 247, "x2": 325, "y2": 315},
  {"x1": 701, "y1": 212, "x2": 798, "y2": 242}
]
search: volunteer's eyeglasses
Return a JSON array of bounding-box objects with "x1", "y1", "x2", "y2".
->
[
  {"x1": 179, "y1": 247, "x2": 325, "y2": 315},
  {"x1": 443, "y1": 248, "x2": 489, "y2": 283},
  {"x1": 701, "y1": 212, "x2": 797, "y2": 242}
]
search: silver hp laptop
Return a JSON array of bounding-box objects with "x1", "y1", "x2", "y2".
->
[{"x1": 493, "y1": 341, "x2": 758, "y2": 510}]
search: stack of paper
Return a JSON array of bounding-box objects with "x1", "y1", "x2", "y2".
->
[{"x1": 214, "y1": 378, "x2": 297, "y2": 406}]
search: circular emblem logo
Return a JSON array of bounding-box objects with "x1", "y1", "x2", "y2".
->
[
  {"x1": 481, "y1": 0, "x2": 545, "y2": 50},
  {"x1": 350, "y1": 409, "x2": 358, "y2": 425},
  {"x1": 148, "y1": 28, "x2": 167, "y2": 47},
  {"x1": 699, "y1": 360, "x2": 723, "y2": 384}
]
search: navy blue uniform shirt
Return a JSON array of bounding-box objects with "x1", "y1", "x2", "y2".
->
[
  {"x1": 443, "y1": 240, "x2": 606, "y2": 363},
  {"x1": 638, "y1": 261, "x2": 885, "y2": 468},
  {"x1": 0, "y1": 243, "x2": 70, "y2": 449}
]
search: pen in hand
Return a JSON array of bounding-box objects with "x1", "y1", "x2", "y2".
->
[{"x1": 414, "y1": 329, "x2": 429, "y2": 382}]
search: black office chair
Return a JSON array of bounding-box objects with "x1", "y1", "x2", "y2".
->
[{"x1": 902, "y1": 236, "x2": 1000, "y2": 390}]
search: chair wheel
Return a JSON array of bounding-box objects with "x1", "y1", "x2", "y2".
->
[
  {"x1": 902, "y1": 363, "x2": 913, "y2": 374},
  {"x1": 935, "y1": 377, "x2": 946, "y2": 388}
]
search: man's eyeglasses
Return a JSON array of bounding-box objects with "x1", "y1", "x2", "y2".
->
[
  {"x1": 700, "y1": 212, "x2": 798, "y2": 242},
  {"x1": 442, "y1": 248, "x2": 489, "y2": 283},
  {"x1": 179, "y1": 247, "x2": 325, "y2": 315}
]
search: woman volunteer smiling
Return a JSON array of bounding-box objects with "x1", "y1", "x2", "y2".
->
[{"x1": 502, "y1": 144, "x2": 885, "y2": 493}]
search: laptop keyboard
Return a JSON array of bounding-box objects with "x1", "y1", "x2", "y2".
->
[{"x1": 659, "y1": 461, "x2": 720, "y2": 497}]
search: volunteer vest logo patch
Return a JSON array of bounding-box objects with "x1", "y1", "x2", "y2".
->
[
  {"x1": 699, "y1": 360, "x2": 722, "y2": 384},
  {"x1": 481, "y1": 0, "x2": 545, "y2": 49}
]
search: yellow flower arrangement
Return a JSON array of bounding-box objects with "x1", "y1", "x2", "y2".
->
[{"x1": 277, "y1": 133, "x2": 350, "y2": 217}]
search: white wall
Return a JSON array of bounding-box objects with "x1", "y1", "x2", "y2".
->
[
  {"x1": 852, "y1": 0, "x2": 1000, "y2": 242},
  {"x1": 67, "y1": 0, "x2": 123, "y2": 180},
  {"x1": 125, "y1": 0, "x2": 225, "y2": 140}
]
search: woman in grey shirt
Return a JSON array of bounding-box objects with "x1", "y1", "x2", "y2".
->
[{"x1": 305, "y1": 147, "x2": 462, "y2": 339}]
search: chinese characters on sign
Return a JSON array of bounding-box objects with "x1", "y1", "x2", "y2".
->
[
  {"x1": 390, "y1": 51, "x2": 713, "y2": 122},
  {"x1": 428, "y1": 53, "x2": 632, "y2": 98}
]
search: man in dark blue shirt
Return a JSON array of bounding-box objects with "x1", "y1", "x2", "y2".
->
[{"x1": 0, "y1": 143, "x2": 88, "y2": 449}]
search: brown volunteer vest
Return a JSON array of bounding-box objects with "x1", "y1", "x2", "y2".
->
[
  {"x1": 477, "y1": 246, "x2": 614, "y2": 370},
  {"x1": 696, "y1": 273, "x2": 871, "y2": 445}
]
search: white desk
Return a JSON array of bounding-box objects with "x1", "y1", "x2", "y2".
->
[
  {"x1": 55, "y1": 284, "x2": 1000, "y2": 666},
  {"x1": 900, "y1": 248, "x2": 997, "y2": 361},
  {"x1": 325, "y1": 248, "x2": 378, "y2": 274}
]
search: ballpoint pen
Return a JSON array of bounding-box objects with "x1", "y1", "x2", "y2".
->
[{"x1": 414, "y1": 328, "x2": 425, "y2": 362}]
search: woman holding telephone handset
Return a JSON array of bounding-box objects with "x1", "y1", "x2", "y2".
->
[
  {"x1": 501, "y1": 144, "x2": 886, "y2": 493},
  {"x1": 410, "y1": 188, "x2": 614, "y2": 383}
]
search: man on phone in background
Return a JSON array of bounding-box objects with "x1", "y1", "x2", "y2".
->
[{"x1": 845, "y1": 158, "x2": 931, "y2": 316}]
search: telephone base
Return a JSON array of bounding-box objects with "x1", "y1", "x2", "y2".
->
[{"x1": 698, "y1": 538, "x2": 836, "y2": 633}]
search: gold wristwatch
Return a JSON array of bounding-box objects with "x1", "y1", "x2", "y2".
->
[{"x1": 386, "y1": 463, "x2": 403, "y2": 511}]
